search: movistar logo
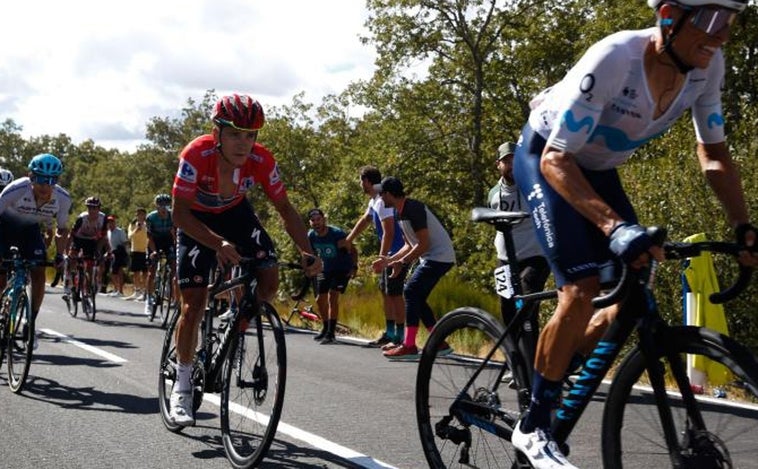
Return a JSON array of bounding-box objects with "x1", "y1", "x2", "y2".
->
[
  {"x1": 562, "y1": 110, "x2": 594, "y2": 135},
  {"x1": 707, "y1": 112, "x2": 724, "y2": 129}
]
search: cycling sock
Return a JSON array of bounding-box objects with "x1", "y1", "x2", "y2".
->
[
  {"x1": 385, "y1": 319, "x2": 395, "y2": 336},
  {"x1": 521, "y1": 372, "x2": 562, "y2": 433},
  {"x1": 175, "y1": 362, "x2": 193, "y2": 393},
  {"x1": 394, "y1": 323, "x2": 405, "y2": 343},
  {"x1": 327, "y1": 319, "x2": 337, "y2": 334},
  {"x1": 404, "y1": 326, "x2": 418, "y2": 348}
]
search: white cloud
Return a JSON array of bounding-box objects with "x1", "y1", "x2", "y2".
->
[{"x1": 0, "y1": 0, "x2": 375, "y2": 152}]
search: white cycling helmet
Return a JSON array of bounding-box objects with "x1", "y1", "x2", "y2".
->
[
  {"x1": 648, "y1": 0, "x2": 748, "y2": 12},
  {"x1": 0, "y1": 168, "x2": 14, "y2": 187}
]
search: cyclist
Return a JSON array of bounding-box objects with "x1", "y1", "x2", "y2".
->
[
  {"x1": 63, "y1": 196, "x2": 110, "y2": 301},
  {"x1": 169, "y1": 93, "x2": 322, "y2": 426},
  {"x1": 145, "y1": 193, "x2": 176, "y2": 316},
  {"x1": 510, "y1": 1, "x2": 757, "y2": 467},
  {"x1": 0, "y1": 167, "x2": 14, "y2": 193},
  {"x1": 0, "y1": 154, "x2": 71, "y2": 349}
]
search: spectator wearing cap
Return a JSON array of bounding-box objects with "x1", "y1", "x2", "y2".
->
[
  {"x1": 106, "y1": 215, "x2": 129, "y2": 296},
  {"x1": 371, "y1": 176, "x2": 456, "y2": 360},
  {"x1": 488, "y1": 141, "x2": 550, "y2": 376},
  {"x1": 306, "y1": 208, "x2": 358, "y2": 344}
]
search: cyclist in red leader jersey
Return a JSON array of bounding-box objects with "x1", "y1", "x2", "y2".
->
[{"x1": 168, "y1": 94, "x2": 322, "y2": 426}]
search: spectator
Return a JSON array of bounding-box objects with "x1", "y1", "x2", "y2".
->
[
  {"x1": 106, "y1": 215, "x2": 129, "y2": 296},
  {"x1": 126, "y1": 208, "x2": 149, "y2": 300},
  {"x1": 346, "y1": 165, "x2": 408, "y2": 348},
  {"x1": 307, "y1": 208, "x2": 357, "y2": 344},
  {"x1": 488, "y1": 141, "x2": 550, "y2": 381},
  {"x1": 372, "y1": 177, "x2": 456, "y2": 360}
]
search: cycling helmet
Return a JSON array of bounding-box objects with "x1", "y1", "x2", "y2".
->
[
  {"x1": 212, "y1": 94, "x2": 265, "y2": 131},
  {"x1": 648, "y1": 0, "x2": 747, "y2": 12},
  {"x1": 154, "y1": 193, "x2": 171, "y2": 206},
  {"x1": 0, "y1": 168, "x2": 13, "y2": 187},
  {"x1": 85, "y1": 196, "x2": 101, "y2": 207},
  {"x1": 28, "y1": 153, "x2": 63, "y2": 177}
]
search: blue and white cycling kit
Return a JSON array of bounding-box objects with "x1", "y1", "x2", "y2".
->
[{"x1": 514, "y1": 28, "x2": 726, "y2": 285}]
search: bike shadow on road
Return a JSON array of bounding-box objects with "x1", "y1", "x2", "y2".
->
[
  {"x1": 4, "y1": 375, "x2": 158, "y2": 415},
  {"x1": 38, "y1": 329, "x2": 138, "y2": 351},
  {"x1": 186, "y1": 430, "x2": 375, "y2": 468}
]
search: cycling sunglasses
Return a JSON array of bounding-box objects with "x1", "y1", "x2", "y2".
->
[
  {"x1": 32, "y1": 175, "x2": 58, "y2": 185},
  {"x1": 687, "y1": 6, "x2": 737, "y2": 35}
]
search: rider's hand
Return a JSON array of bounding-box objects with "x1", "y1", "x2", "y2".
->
[
  {"x1": 609, "y1": 222, "x2": 654, "y2": 266},
  {"x1": 216, "y1": 240, "x2": 240, "y2": 266},
  {"x1": 301, "y1": 253, "x2": 322, "y2": 277},
  {"x1": 735, "y1": 223, "x2": 758, "y2": 267}
]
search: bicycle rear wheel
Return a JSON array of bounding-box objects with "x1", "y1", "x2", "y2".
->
[
  {"x1": 602, "y1": 326, "x2": 758, "y2": 468},
  {"x1": 221, "y1": 302, "x2": 286, "y2": 468},
  {"x1": 7, "y1": 291, "x2": 34, "y2": 393},
  {"x1": 158, "y1": 307, "x2": 186, "y2": 432},
  {"x1": 416, "y1": 307, "x2": 523, "y2": 468},
  {"x1": 66, "y1": 277, "x2": 79, "y2": 318},
  {"x1": 81, "y1": 272, "x2": 94, "y2": 321}
]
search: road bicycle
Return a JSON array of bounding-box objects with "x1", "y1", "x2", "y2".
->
[
  {"x1": 63, "y1": 252, "x2": 100, "y2": 321},
  {"x1": 280, "y1": 269, "x2": 352, "y2": 336},
  {"x1": 149, "y1": 250, "x2": 175, "y2": 328},
  {"x1": 158, "y1": 258, "x2": 287, "y2": 468},
  {"x1": 416, "y1": 207, "x2": 758, "y2": 468},
  {"x1": 0, "y1": 247, "x2": 53, "y2": 393}
]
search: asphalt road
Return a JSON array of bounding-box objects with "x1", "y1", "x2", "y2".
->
[{"x1": 1, "y1": 285, "x2": 756, "y2": 468}]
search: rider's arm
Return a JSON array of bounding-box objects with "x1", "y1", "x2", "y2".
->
[
  {"x1": 540, "y1": 146, "x2": 624, "y2": 237},
  {"x1": 172, "y1": 196, "x2": 225, "y2": 251},
  {"x1": 379, "y1": 216, "x2": 395, "y2": 257},
  {"x1": 271, "y1": 194, "x2": 315, "y2": 257},
  {"x1": 697, "y1": 141, "x2": 751, "y2": 228}
]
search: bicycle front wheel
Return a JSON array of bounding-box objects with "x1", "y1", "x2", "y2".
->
[
  {"x1": 7, "y1": 291, "x2": 34, "y2": 393},
  {"x1": 602, "y1": 326, "x2": 758, "y2": 468},
  {"x1": 158, "y1": 307, "x2": 186, "y2": 433},
  {"x1": 221, "y1": 302, "x2": 286, "y2": 468},
  {"x1": 417, "y1": 307, "x2": 521, "y2": 468}
]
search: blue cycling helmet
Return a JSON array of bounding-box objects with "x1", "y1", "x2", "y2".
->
[{"x1": 28, "y1": 153, "x2": 64, "y2": 177}]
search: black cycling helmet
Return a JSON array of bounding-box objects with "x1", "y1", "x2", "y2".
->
[{"x1": 85, "y1": 196, "x2": 101, "y2": 207}]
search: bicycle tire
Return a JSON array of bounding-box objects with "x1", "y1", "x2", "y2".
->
[
  {"x1": 158, "y1": 307, "x2": 186, "y2": 433},
  {"x1": 602, "y1": 325, "x2": 758, "y2": 468},
  {"x1": 416, "y1": 307, "x2": 522, "y2": 468},
  {"x1": 160, "y1": 292, "x2": 176, "y2": 330},
  {"x1": 156, "y1": 265, "x2": 172, "y2": 326},
  {"x1": 7, "y1": 291, "x2": 33, "y2": 393},
  {"x1": 221, "y1": 302, "x2": 287, "y2": 468},
  {"x1": 0, "y1": 295, "x2": 11, "y2": 370}
]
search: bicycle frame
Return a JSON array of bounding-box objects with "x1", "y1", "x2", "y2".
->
[{"x1": 199, "y1": 264, "x2": 261, "y2": 392}]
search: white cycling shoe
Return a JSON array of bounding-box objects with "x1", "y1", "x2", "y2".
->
[
  {"x1": 511, "y1": 419, "x2": 578, "y2": 469},
  {"x1": 169, "y1": 390, "x2": 195, "y2": 427}
]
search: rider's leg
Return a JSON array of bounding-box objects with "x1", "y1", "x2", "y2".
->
[
  {"x1": 174, "y1": 286, "x2": 206, "y2": 391},
  {"x1": 30, "y1": 267, "x2": 46, "y2": 320},
  {"x1": 522, "y1": 276, "x2": 599, "y2": 432}
]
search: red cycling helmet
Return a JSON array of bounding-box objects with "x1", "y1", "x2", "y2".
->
[{"x1": 212, "y1": 94, "x2": 265, "y2": 132}]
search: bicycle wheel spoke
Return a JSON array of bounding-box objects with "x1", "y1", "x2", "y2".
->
[
  {"x1": 221, "y1": 303, "x2": 286, "y2": 468},
  {"x1": 603, "y1": 329, "x2": 758, "y2": 468},
  {"x1": 417, "y1": 308, "x2": 520, "y2": 468}
]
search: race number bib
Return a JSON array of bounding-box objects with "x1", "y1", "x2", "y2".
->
[{"x1": 494, "y1": 264, "x2": 514, "y2": 299}]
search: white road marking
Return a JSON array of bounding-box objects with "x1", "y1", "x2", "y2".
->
[
  {"x1": 203, "y1": 394, "x2": 398, "y2": 468},
  {"x1": 39, "y1": 328, "x2": 128, "y2": 363}
]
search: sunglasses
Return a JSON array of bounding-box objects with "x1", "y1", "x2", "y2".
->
[
  {"x1": 215, "y1": 118, "x2": 261, "y2": 134},
  {"x1": 32, "y1": 175, "x2": 58, "y2": 185},
  {"x1": 687, "y1": 6, "x2": 737, "y2": 35}
]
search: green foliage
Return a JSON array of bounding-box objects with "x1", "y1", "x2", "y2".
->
[{"x1": 1, "y1": 0, "x2": 757, "y2": 351}]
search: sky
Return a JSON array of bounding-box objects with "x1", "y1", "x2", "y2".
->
[{"x1": 0, "y1": 1, "x2": 376, "y2": 152}]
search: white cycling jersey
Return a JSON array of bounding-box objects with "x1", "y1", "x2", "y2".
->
[
  {"x1": 528, "y1": 27, "x2": 725, "y2": 171},
  {"x1": 0, "y1": 177, "x2": 71, "y2": 230}
]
